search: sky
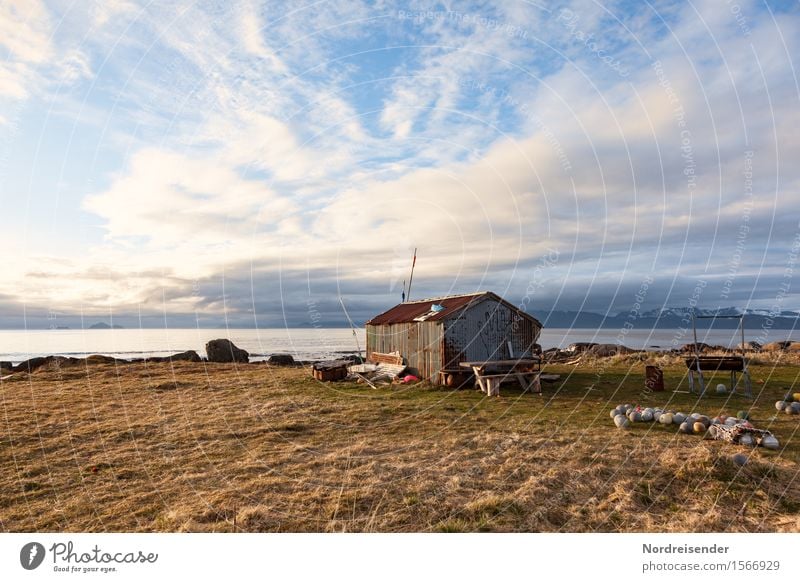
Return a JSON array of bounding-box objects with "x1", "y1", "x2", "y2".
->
[{"x1": 0, "y1": 0, "x2": 799, "y2": 329}]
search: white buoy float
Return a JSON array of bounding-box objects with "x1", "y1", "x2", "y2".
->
[
  {"x1": 614, "y1": 414, "x2": 630, "y2": 429},
  {"x1": 739, "y1": 433, "x2": 755, "y2": 447},
  {"x1": 761, "y1": 435, "x2": 780, "y2": 450}
]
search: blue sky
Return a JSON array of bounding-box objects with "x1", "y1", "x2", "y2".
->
[{"x1": 1, "y1": 0, "x2": 799, "y2": 328}]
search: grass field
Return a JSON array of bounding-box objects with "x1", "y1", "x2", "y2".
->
[{"x1": 1, "y1": 355, "x2": 800, "y2": 532}]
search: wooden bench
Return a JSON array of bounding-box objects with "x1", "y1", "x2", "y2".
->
[{"x1": 459, "y1": 359, "x2": 541, "y2": 397}]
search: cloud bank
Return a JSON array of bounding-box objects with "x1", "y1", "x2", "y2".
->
[{"x1": 0, "y1": 0, "x2": 798, "y2": 328}]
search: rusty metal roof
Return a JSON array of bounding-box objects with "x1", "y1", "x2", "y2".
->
[{"x1": 365, "y1": 291, "x2": 543, "y2": 327}]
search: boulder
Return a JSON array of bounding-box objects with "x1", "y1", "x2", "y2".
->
[
  {"x1": 743, "y1": 341, "x2": 763, "y2": 351},
  {"x1": 0, "y1": 361, "x2": 12, "y2": 371},
  {"x1": 681, "y1": 342, "x2": 726, "y2": 353},
  {"x1": 84, "y1": 354, "x2": 122, "y2": 365},
  {"x1": 566, "y1": 342, "x2": 598, "y2": 354},
  {"x1": 143, "y1": 350, "x2": 202, "y2": 363},
  {"x1": 587, "y1": 343, "x2": 634, "y2": 357},
  {"x1": 267, "y1": 354, "x2": 295, "y2": 366},
  {"x1": 205, "y1": 339, "x2": 249, "y2": 363},
  {"x1": 762, "y1": 341, "x2": 794, "y2": 352},
  {"x1": 12, "y1": 355, "x2": 82, "y2": 373}
]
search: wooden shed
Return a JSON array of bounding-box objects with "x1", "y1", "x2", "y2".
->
[{"x1": 365, "y1": 291, "x2": 543, "y2": 384}]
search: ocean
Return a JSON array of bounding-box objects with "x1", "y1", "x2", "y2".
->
[{"x1": 1, "y1": 327, "x2": 798, "y2": 365}]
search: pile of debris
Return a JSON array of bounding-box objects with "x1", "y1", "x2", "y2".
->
[
  {"x1": 609, "y1": 403, "x2": 780, "y2": 450},
  {"x1": 311, "y1": 351, "x2": 412, "y2": 387}
]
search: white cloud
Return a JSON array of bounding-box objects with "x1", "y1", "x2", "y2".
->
[{"x1": 0, "y1": 0, "x2": 52, "y2": 98}]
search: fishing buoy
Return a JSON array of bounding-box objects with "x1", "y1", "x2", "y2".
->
[
  {"x1": 614, "y1": 414, "x2": 630, "y2": 429},
  {"x1": 776, "y1": 401, "x2": 788, "y2": 411},
  {"x1": 737, "y1": 411, "x2": 750, "y2": 420},
  {"x1": 783, "y1": 392, "x2": 795, "y2": 402},
  {"x1": 630, "y1": 411, "x2": 643, "y2": 423},
  {"x1": 693, "y1": 421, "x2": 706, "y2": 434},
  {"x1": 659, "y1": 412, "x2": 673, "y2": 425},
  {"x1": 724, "y1": 417, "x2": 738, "y2": 426},
  {"x1": 641, "y1": 410, "x2": 654, "y2": 422},
  {"x1": 739, "y1": 433, "x2": 755, "y2": 447},
  {"x1": 610, "y1": 409, "x2": 620, "y2": 419},
  {"x1": 673, "y1": 412, "x2": 686, "y2": 424},
  {"x1": 679, "y1": 421, "x2": 693, "y2": 434},
  {"x1": 690, "y1": 413, "x2": 701, "y2": 421},
  {"x1": 731, "y1": 453, "x2": 748, "y2": 466},
  {"x1": 761, "y1": 435, "x2": 780, "y2": 450},
  {"x1": 790, "y1": 402, "x2": 800, "y2": 415},
  {"x1": 623, "y1": 403, "x2": 633, "y2": 412},
  {"x1": 793, "y1": 393, "x2": 800, "y2": 402},
  {"x1": 716, "y1": 383, "x2": 727, "y2": 394}
]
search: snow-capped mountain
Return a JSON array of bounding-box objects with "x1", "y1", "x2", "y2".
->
[
  {"x1": 532, "y1": 307, "x2": 799, "y2": 329},
  {"x1": 639, "y1": 307, "x2": 799, "y2": 319}
]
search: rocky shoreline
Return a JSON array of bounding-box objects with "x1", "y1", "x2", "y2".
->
[
  {"x1": 0, "y1": 338, "x2": 314, "y2": 375},
  {"x1": 3, "y1": 338, "x2": 799, "y2": 376},
  {"x1": 540, "y1": 339, "x2": 800, "y2": 363}
]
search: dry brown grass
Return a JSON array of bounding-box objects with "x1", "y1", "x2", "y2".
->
[{"x1": 1, "y1": 359, "x2": 799, "y2": 532}]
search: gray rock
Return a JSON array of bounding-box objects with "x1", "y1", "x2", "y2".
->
[
  {"x1": 267, "y1": 354, "x2": 295, "y2": 366},
  {"x1": 205, "y1": 339, "x2": 249, "y2": 363},
  {"x1": 145, "y1": 350, "x2": 202, "y2": 363}
]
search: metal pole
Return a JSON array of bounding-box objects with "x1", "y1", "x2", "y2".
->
[
  {"x1": 406, "y1": 248, "x2": 417, "y2": 302},
  {"x1": 740, "y1": 315, "x2": 745, "y2": 357}
]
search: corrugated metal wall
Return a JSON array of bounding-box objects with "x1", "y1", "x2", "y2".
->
[
  {"x1": 442, "y1": 298, "x2": 541, "y2": 369},
  {"x1": 366, "y1": 297, "x2": 541, "y2": 383},
  {"x1": 366, "y1": 321, "x2": 443, "y2": 380}
]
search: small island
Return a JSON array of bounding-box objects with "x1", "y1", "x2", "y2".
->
[{"x1": 88, "y1": 322, "x2": 124, "y2": 330}]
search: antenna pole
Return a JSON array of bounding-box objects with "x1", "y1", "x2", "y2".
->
[
  {"x1": 406, "y1": 248, "x2": 417, "y2": 302},
  {"x1": 339, "y1": 296, "x2": 362, "y2": 359}
]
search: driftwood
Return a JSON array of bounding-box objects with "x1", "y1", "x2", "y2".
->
[
  {"x1": 368, "y1": 351, "x2": 404, "y2": 366},
  {"x1": 354, "y1": 373, "x2": 378, "y2": 389}
]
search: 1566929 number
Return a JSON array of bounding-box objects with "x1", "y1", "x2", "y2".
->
[{"x1": 736, "y1": 560, "x2": 780, "y2": 570}]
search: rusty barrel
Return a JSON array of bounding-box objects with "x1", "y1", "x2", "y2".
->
[{"x1": 645, "y1": 365, "x2": 664, "y2": 392}]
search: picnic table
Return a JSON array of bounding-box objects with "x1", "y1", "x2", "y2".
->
[{"x1": 459, "y1": 358, "x2": 541, "y2": 396}]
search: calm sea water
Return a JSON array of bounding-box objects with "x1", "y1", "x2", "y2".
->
[{"x1": 1, "y1": 327, "x2": 798, "y2": 365}]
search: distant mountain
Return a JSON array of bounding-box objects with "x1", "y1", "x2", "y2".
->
[
  {"x1": 88, "y1": 322, "x2": 124, "y2": 330},
  {"x1": 532, "y1": 307, "x2": 799, "y2": 329}
]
